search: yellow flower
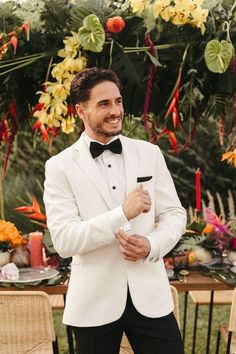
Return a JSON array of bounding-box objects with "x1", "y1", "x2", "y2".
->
[
  {"x1": 45, "y1": 113, "x2": 61, "y2": 128},
  {"x1": 63, "y1": 57, "x2": 77, "y2": 72},
  {"x1": 171, "y1": 10, "x2": 189, "y2": 26},
  {"x1": 221, "y1": 149, "x2": 236, "y2": 168},
  {"x1": 50, "y1": 98, "x2": 68, "y2": 116},
  {"x1": 63, "y1": 75, "x2": 75, "y2": 91},
  {"x1": 61, "y1": 116, "x2": 75, "y2": 134},
  {"x1": 74, "y1": 56, "x2": 87, "y2": 72},
  {"x1": 153, "y1": 0, "x2": 171, "y2": 18},
  {"x1": 193, "y1": 0, "x2": 204, "y2": 5},
  {"x1": 46, "y1": 82, "x2": 68, "y2": 101},
  {"x1": 63, "y1": 32, "x2": 80, "y2": 58},
  {"x1": 51, "y1": 63, "x2": 65, "y2": 80},
  {"x1": 130, "y1": 0, "x2": 149, "y2": 13},
  {"x1": 174, "y1": 0, "x2": 191, "y2": 12},
  {"x1": 191, "y1": 7, "x2": 208, "y2": 34},
  {"x1": 33, "y1": 109, "x2": 48, "y2": 124},
  {"x1": 160, "y1": 7, "x2": 175, "y2": 22},
  {"x1": 38, "y1": 92, "x2": 51, "y2": 106}
]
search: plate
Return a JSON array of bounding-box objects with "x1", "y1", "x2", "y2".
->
[
  {"x1": 230, "y1": 266, "x2": 236, "y2": 274},
  {"x1": 206, "y1": 263, "x2": 230, "y2": 271},
  {"x1": 0, "y1": 267, "x2": 59, "y2": 283}
]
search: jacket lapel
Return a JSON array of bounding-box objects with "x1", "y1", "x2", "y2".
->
[
  {"x1": 120, "y1": 136, "x2": 138, "y2": 195},
  {"x1": 72, "y1": 136, "x2": 114, "y2": 209}
]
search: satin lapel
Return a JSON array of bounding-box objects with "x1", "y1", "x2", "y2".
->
[
  {"x1": 121, "y1": 136, "x2": 138, "y2": 195},
  {"x1": 72, "y1": 137, "x2": 114, "y2": 209}
]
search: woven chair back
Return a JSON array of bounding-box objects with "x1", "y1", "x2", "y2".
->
[
  {"x1": 0, "y1": 291, "x2": 56, "y2": 354},
  {"x1": 228, "y1": 287, "x2": 236, "y2": 332}
]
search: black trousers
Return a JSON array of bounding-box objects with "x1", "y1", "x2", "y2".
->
[{"x1": 72, "y1": 289, "x2": 185, "y2": 354}]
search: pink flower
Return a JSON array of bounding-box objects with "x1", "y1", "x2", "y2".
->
[{"x1": 231, "y1": 237, "x2": 236, "y2": 250}]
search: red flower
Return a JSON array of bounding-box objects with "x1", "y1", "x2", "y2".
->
[
  {"x1": 106, "y1": 16, "x2": 125, "y2": 33},
  {"x1": 9, "y1": 36, "x2": 17, "y2": 54},
  {"x1": 14, "y1": 195, "x2": 47, "y2": 229},
  {"x1": 21, "y1": 21, "x2": 30, "y2": 41}
]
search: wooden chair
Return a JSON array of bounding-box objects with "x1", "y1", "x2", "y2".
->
[
  {"x1": 215, "y1": 287, "x2": 236, "y2": 354},
  {"x1": 119, "y1": 285, "x2": 180, "y2": 354},
  {"x1": 49, "y1": 294, "x2": 64, "y2": 309},
  {"x1": 0, "y1": 291, "x2": 59, "y2": 354},
  {"x1": 189, "y1": 290, "x2": 234, "y2": 354}
]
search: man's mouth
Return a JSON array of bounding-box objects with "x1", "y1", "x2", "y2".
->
[{"x1": 104, "y1": 118, "x2": 121, "y2": 124}]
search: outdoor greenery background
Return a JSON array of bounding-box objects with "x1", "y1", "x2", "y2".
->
[
  {"x1": 0, "y1": 1, "x2": 235, "y2": 353},
  {"x1": 0, "y1": 0, "x2": 235, "y2": 233}
]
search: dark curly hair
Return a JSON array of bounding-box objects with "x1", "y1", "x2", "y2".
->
[{"x1": 70, "y1": 67, "x2": 122, "y2": 105}]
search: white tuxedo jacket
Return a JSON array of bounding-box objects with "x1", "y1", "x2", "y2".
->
[{"x1": 44, "y1": 134, "x2": 186, "y2": 327}]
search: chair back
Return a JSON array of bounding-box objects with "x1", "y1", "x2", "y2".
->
[
  {"x1": 0, "y1": 291, "x2": 56, "y2": 354},
  {"x1": 228, "y1": 287, "x2": 236, "y2": 332},
  {"x1": 170, "y1": 285, "x2": 180, "y2": 328},
  {"x1": 119, "y1": 285, "x2": 180, "y2": 354}
]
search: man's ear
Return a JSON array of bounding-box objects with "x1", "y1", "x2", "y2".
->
[{"x1": 75, "y1": 103, "x2": 86, "y2": 119}]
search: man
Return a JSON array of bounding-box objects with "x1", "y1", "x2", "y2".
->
[{"x1": 44, "y1": 67, "x2": 186, "y2": 354}]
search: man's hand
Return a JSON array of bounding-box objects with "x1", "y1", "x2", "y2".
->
[
  {"x1": 116, "y1": 230, "x2": 151, "y2": 262},
  {"x1": 122, "y1": 184, "x2": 151, "y2": 220}
]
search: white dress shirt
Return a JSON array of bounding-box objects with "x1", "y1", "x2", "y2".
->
[{"x1": 83, "y1": 133, "x2": 159, "y2": 262}]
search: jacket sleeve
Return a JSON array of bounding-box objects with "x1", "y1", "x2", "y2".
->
[{"x1": 43, "y1": 158, "x2": 127, "y2": 258}]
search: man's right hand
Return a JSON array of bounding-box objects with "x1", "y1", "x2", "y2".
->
[{"x1": 122, "y1": 184, "x2": 152, "y2": 220}]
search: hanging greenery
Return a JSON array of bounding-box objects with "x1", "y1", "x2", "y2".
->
[{"x1": 0, "y1": 0, "x2": 235, "y2": 175}]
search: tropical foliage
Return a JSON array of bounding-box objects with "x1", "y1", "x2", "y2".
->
[{"x1": 0, "y1": 0, "x2": 235, "y2": 232}]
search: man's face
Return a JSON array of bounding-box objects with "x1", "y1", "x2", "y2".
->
[{"x1": 76, "y1": 81, "x2": 124, "y2": 144}]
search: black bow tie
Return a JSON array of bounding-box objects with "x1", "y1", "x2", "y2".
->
[{"x1": 90, "y1": 138, "x2": 122, "y2": 158}]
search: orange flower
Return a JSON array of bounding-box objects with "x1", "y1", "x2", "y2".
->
[
  {"x1": 221, "y1": 149, "x2": 236, "y2": 167},
  {"x1": 106, "y1": 16, "x2": 125, "y2": 33},
  {"x1": 0, "y1": 220, "x2": 26, "y2": 249},
  {"x1": 14, "y1": 195, "x2": 47, "y2": 229},
  {"x1": 202, "y1": 223, "x2": 214, "y2": 234}
]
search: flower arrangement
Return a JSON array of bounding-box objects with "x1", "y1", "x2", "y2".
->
[
  {"x1": 0, "y1": 220, "x2": 26, "y2": 252},
  {"x1": 33, "y1": 31, "x2": 87, "y2": 138},
  {"x1": 171, "y1": 207, "x2": 236, "y2": 265},
  {"x1": 0, "y1": 0, "x2": 235, "y2": 163}
]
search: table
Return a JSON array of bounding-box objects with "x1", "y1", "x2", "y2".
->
[
  {"x1": 0, "y1": 271, "x2": 234, "y2": 354},
  {"x1": 170, "y1": 271, "x2": 233, "y2": 354}
]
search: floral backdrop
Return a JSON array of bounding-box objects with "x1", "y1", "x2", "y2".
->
[{"x1": 0, "y1": 0, "x2": 235, "y2": 235}]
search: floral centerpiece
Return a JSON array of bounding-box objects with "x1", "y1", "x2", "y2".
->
[
  {"x1": 0, "y1": 220, "x2": 28, "y2": 267},
  {"x1": 166, "y1": 207, "x2": 236, "y2": 269}
]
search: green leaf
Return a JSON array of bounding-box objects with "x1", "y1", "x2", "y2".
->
[
  {"x1": 204, "y1": 39, "x2": 233, "y2": 73},
  {"x1": 78, "y1": 14, "x2": 105, "y2": 53},
  {"x1": 146, "y1": 52, "x2": 163, "y2": 67}
]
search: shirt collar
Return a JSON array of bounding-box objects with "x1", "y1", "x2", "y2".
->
[{"x1": 83, "y1": 132, "x2": 121, "y2": 147}]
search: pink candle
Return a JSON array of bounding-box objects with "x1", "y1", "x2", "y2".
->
[
  {"x1": 195, "y1": 168, "x2": 201, "y2": 211},
  {"x1": 29, "y1": 232, "x2": 43, "y2": 268}
]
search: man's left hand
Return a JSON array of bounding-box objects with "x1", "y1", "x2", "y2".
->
[{"x1": 116, "y1": 230, "x2": 151, "y2": 262}]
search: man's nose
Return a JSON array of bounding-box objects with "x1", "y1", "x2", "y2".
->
[{"x1": 109, "y1": 103, "x2": 121, "y2": 116}]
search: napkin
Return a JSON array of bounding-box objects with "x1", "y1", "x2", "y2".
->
[{"x1": 1, "y1": 262, "x2": 19, "y2": 280}]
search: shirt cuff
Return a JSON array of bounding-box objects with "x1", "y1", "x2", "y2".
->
[
  {"x1": 143, "y1": 236, "x2": 159, "y2": 263},
  {"x1": 108, "y1": 206, "x2": 130, "y2": 234}
]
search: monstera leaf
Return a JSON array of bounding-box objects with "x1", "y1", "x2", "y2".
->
[
  {"x1": 204, "y1": 39, "x2": 233, "y2": 73},
  {"x1": 78, "y1": 14, "x2": 105, "y2": 53}
]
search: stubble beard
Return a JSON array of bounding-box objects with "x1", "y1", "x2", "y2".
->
[{"x1": 89, "y1": 116, "x2": 123, "y2": 138}]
